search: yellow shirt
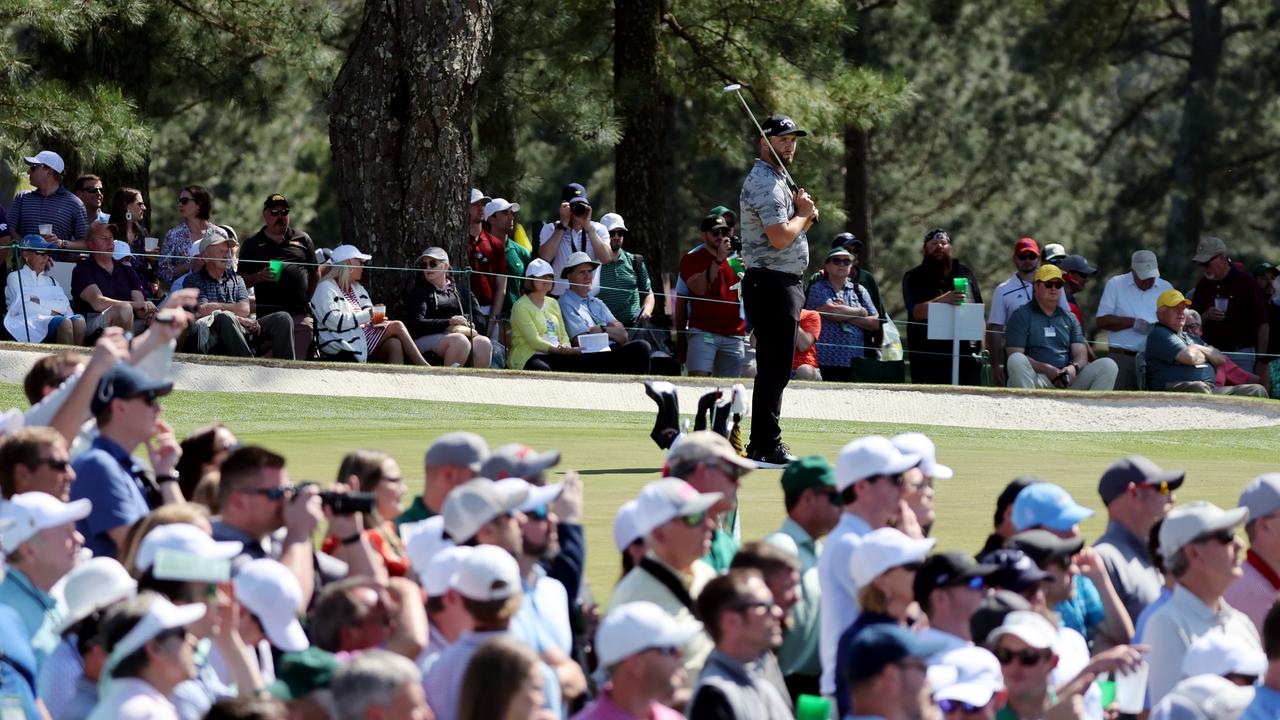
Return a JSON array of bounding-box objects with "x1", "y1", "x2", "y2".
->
[
  {"x1": 509, "y1": 294, "x2": 570, "y2": 370},
  {"x1": 609, "y1": 553, "x2": 716, "y2": 689}
]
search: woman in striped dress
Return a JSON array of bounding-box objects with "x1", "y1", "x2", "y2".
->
[{"x1": 311, "y1": 244, "x2": 431, "y2": 365}]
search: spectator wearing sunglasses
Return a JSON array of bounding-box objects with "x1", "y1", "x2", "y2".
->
[
  {"x1": 574, "y1": 601, "x2": 697, "y2": 720},
  {"x1": 688, "y1": 569, "x2": 793, "y2": 720},
  {"x1": 1227, "y1": 475, "x2": 1280, "y2": 632},
  {"x1": 806, "y1": 246, "x2": 879, "y2": 381},
  {"x1": 0, "y1": 426, "x2": 74, "y2": 501},
  {"x1": 1004, "y1": 264, "x2": 1118, "y2": 390},
  {"x1": 762, "y1": 455, "x2": 840, "y2": 700},
  {"x1": 914, "y1": 552, "x2": 999, "y2": 656},
  {"x1": 987, "y1": 238, "x2": 1071, "y2": 387},
  {"x1": 74, "y1": 174, "x2": 110, "y2": 226},
  {"x1": 1143, "y1": 501, "x2": 1260, "y2": 699},
  {"x1": 8, "y1": 150, "x2": 89, "y2": 251},
  {"x1": 407, "y1": 246, "x2": 493, "y2": 368},
  {"x1": 680, "y1": 213, "x2": 747, "y2": 378},
  {"x1": 1092, "y1": 456, "x2": 1184, "y2": 637},
  {"x1": 1145, "y1": 288, "x2": 1269, "y2": 397},
  {"x1": 5, "y1": 234, "x2": 84, "y2": 344},
  {"x1": 1189, "y1": 235, "x2": 1270, "y2": 376},
  {"x1": 664, "y1": 431, "x2": 756, "y2": 572},
  {"x1": 239, "y1": 194, "x2": 319, "y2": 360},
  {"x1": 986, "y1": 611, "x2": 1063, "y2": 720}
]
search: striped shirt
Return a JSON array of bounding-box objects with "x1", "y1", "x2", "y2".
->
[{"x1": 8, "y1": 187, "x2": 89, "y2": 242}]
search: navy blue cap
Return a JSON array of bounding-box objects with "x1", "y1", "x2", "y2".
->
[
  {"x1": 561, "y1": 183, "x2": 590, "y2": 206},
  {"x1": 761, "y1": 115, "x2": 807, "y2": 137},
  {"x1": 978, "y1": 548, "x2": 1051, "y2": 593},
  {"x1": 92, "y1": 363, "x2": 175, "y2": 413},
  {"x1": 844, "y1": 624, "x2": 949, "y2": 684},
  {"x1": 831, "y1": 232, "x2": 862, "y2": 250},
  {"x1": 20, "y1": 234, "x2": 53, "y2": 251}
]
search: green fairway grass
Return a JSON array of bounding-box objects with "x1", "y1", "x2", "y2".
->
[{"x1": 9, "y1": 382, "x2": 1274, "y2": 607}]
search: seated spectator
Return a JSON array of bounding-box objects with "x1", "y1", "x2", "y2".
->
[
  {"x1": 108, "y1": 187, "x2": 159, "y2": 298},
  {"x1": 929, "y1": 646, "x2": 1007, "y2": 720},
  {"x1": 239, "y1": 194, "x2": 318, "y2": 360},
  {"x1": 333, "y1": 649, "x2": 430, "y2": 720},
  {"x1": 0, "y1": 425, "x2": 75, "y2": 500},
  {"x1": 458, "y1": 636, "x2": 552, "y2": 720},
  {"x1": 843, "y1": 624, "x2": 948, "y2": 720},
  {"x1": 680, "y1": 214, "x2": 746, "y2": 378},
  {"x1": 174, "y1": 422, "x2": 238, "y2": 505},
  {"x1": 573, "y1": 601, "x2": 696, "y2": 720},
  {"x1": 5, "y1": 235, "x2": 84, "y2": 344},
  {"x1": 168, "y1": 239, "x2": 204, "y2": 293},
  {"x1": 1242, "y1": 601, "x2": 1280, "y2": 718},
  {"x1": 806, "y1": 246, "x2": 879, "y2": 380},
  {"x1": 537, "y1": 182, "x2": 614, "y2": 297},
  {"x1": 0, "y1": 492, "x2": 91, "y2": 669},
  {"x1": 39, "y1": 557, "x2": 137, "y2": 720},
  {"x1": 509, "y1": 258, "x2": 583, "y2": 371},
  {"x1": 687, "y1": 569, "x2": 792, "y2": 720},
  {"x1": 71, "y1": 221, "x2": 153, "y2": 336},
  {"x1": 1145, "y1": 289, "x2": 1268, "y2": 396},
  {"x1": 9, "y1": 150, "x2": 89, "y2": 252},
  {"x1": 406, "y1": 246, "x2": 492, "y2": 368},
  {"x1": 559, "y1": 251, "x2": 652, "y2": 374},
  {"x1": 311, "y1": 244, "x2": 430, "y2": 365},
  {"x1": 187, "y1": 231, "x2": 295, "y2": 359},
  {"x1": 158, "y1": 186, "x2": 218, "y2": 285},
  {"x1": 321, "y1": 450, "x2": 410, "y2": 579},
  {"x1": 1004, "y1": 264, "x2": 1118, "y2": 390},
  {"x1": 792, "y1": 308, "x2": 821, "y2": 380}
]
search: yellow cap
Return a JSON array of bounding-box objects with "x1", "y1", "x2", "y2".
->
[
  {"x1": 1035, "y1": 264, "x2": 1064, "y2": 283},
  {"x1": 1157, "y1": 289, "x2": 1192, "y2": 310}
]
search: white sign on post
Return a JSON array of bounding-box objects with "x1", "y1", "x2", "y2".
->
[{"x1": 926, "y1": 303, "x2": 985, "y2": 385}]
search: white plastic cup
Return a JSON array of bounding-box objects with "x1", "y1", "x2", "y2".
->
[
  {"x1": 1214, "y1": 297, "x2": 1229, "y2": 313},
  {"x1": 38, "y1": 223, "x2": 53, "y2": 237},
  {"x1": 1113, "y1": 661, "x2": 1148, "y2": 714},
  {"x1": 144, "y1": 236, "x2": 160, "y2": 251}
]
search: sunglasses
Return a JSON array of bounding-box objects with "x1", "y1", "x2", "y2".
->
[
  {"x1": 27, "y1": 164, "x2": 47, "y2": 172},
  {"x1": 681, "y1": 511, "x2": 707, "y2": 527},
  {"x1": 177, "y1": 197, "x2": 194, "y2": 205},
  {"x1": 1196, "y1": 528, "x2": 1236, "y2": 545},
  {"x1": 609, "y1": 230, "x2": 626, "y2": 238},
  {"x1": 828, "y1": 258, "x2": 853, "y2": 266},
  {"x1": 33, "y1": 458, "x2": 70, "y2": 472},
  {"x1": 239, "y1": 483, "x2": 297, "y2": 501},
  {"x1": 1143, "y1": 480, "x2": 1172, "y2": 496},
  {"x1": 1041, "y1": 281, "x2": 1065, "y2": 290},
  {"x1": 527, "y1": 504, "x2": 551, "y2": 521},
  {"x1": 1196, "y1": 254, "x2": 1223, "y2": 267},
  {"x1": 268, "y1": 207, "x2": 290, "y2": 217},
  {"x1": 728, "y1": 598, "x2": 776, "y2": 613},
  {"x1": 937, "y1": 699, "x2": 985, "y2": 714},
  {"x1": 712, "y1": 229, "x2": 731, "y2": 237},
  {"x1": 1017, "y1": 253, "x2": 1039, "y2": 261},
  {"x1": 994, "y1": 647, "x2": 1050, "y2": 667},
  {"x1": 80, "y1": 187, "x2": 104, "y2": 195},
  {"x1": 30, "y1": 250, "x2": 49, "y2": 256},
  {"x1": 1225, "y1": 672, "x2": 1259, "y2": 687},
  {"x1": 129, "y1": 393, "x2": 161, "y2": 407}
]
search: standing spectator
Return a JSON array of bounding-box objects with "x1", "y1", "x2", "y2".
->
[
  {"x1": 763, "y1": 455, "x2": 840, "y2": 700},
  {"x1": 986, "y1": 611, "x2": 1064, "y2": 720},
  {"x1": 842, "y1": 624, "x2": 947, "y2": 720},
  {"x1": 902, "y1": 228, "x2": 984, "y2": 385},
  {"x1": 8, "y1": 150, "x2": 89, "y2": 250},
  {"x1": 613, "y1": 500, "x2": 647, "y2": 576},
  {"x1": 1226, "y1": 474, "x2": 1280, "y2": 632},
  {"x1": 1059, "y1": 254, "x2": 1098, "y2": 329},
  {"x1": 559, "y1": 251, "x2": 652, "y2": 373},
  {"x1": 1004, "y1": 264, "x2": 1118, "y2": 390},
  {"x1": 986, "y1": 238, "x2": 1070, "y2": 386},
  {"x1": 321, "y1": 450, "x2": 410, "y2": 579},
  {"x1": 809, "y1": 233, "x2": 886, "y2": 319},
  {"x1": 396, "y1": 432, "x2": 488, "y2": 528},
  {"x1": 458, "y1": 637, "x2": 553, "y2": 720},
  {"x1": 71, "y1": 221, "x2": 152, "y2": 335},
  {"x1": 806, "y1": 246, "x2": 878, "y2": 381},
  {"x1": 239, "y1": 194, "x2": 319, "y2": 359},
  {"x1": 662, "y1": 430, "x2": 754, "y2": 571},
  {"x1": 1145, "y1": 501, "x2": 1260, "y2": 699},
  {"x1": 929, "y1": 646, "x2": 1006, "y2": 720},
  {"x1": 469, "y1": 197, "x2": 512, "y2": 330},
  {"x1": 1242, "y1": 601, "x2": 1280, "y2": 719},
  {"x1": 333, "y1": 649, "x2": 431, "y2": 720},
  {"x1": 501, "y1": 206, "x2": 534, "y2": 325},
  {"x1": 467, "y1": 188, "x2": 490, "y2": 243},
  {"x1": 573, "y1": 601, "x2": 698, "y2": 720},
  {"x1": 311, "y1": 244, "x2": 431, "y2": 365},
  {"x1": 792, "y1": 308, "x2": 821, "y2": 380},
  {"x1": 74, "y1": 174, "x2": 109, "y2": 226},
  {"x1": 688, "y1": 569, "x2": 793, "y2": 720},
  {"x1": 1092, "y1": 455, "x2": 1183, "y2": 635},
  {"x1": 913, "y1": 552, "x2": 998, "y2": 653},
  {"x1": 5, "y1": 235, "x2": 85, "y2": 344},
  {"x1": 107, "y1": 187, "x2": 158, "y2": 298},
  {"x1": 158, "y1": 186, "x2": 217, "y2": 285},
  {"x1": 597, "y1": 212, "x2": 656, "y2": 330},
  {"x1": 680, "y1": 213, "x2": 747, "y2": 378},
  {"x1": 188, "y1": 231, "x2": 295, "y2": 359},
  {"x1": 1096, "y1": 250, "x2": 1173, "y2": 389},
  {"x1": 0, "y1": 425, "x2": 75, "y2": 500},
  {"x1": 538, "y1": 182, "x2": 614, "y2": 297},
  {"x1": 1146, "y1": 288, "x2": 1268, "y2": 396},
  {"x1": 978, "y1": 477, "x2": 1039, "y2": 557},
  {"x1": 1190, "y1": 236, "x2": 1270, "y2": 375},
  {"x1": 406, "y1": 246, "x2": 492, "y2": 368}
]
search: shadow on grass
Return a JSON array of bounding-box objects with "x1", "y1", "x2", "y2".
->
[{"x1": 568, "y1": 467, "x2": 663, "y2": 476}]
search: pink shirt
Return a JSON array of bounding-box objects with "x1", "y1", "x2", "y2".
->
[
  {"x1": 570, "y1": 690, "x2": 686, "y2": 720},
  {"x1": 1224, "y1": 550, "x2": 1280, "y2": 633}
]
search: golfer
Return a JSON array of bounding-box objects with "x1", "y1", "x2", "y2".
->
[{"x1": 738, "y1": 114, "x2": 817, "y2": 468}]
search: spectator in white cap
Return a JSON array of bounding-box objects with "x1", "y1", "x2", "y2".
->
[
  {"x1": 232, "y1": 557, "x2": 309, "y2": 660},
  {"x1": 1242, "y1": 600, "x2": 1280, "y2": 718},
  {"x1": 1226, "y1": 474, "x2": 1280, "y2": 632},
  {"x1": 1150, "y1": 674, "x2": 1256, "y2": 720},
  {"x1": 985, "y1": 611, "x2": 1063, "y2": 719},
  {"x1": 397, "y1": 431, "x2": 489, "y2": 529},
  {"x1": 484, "y1": 196, "x2": 525, "y2": 328},
  {"x1": 664, "y1": 430, "x2": 756, "y2": 571},
  {"x1": 0, "y1": 491, "x2": 90, "y2": 668},
  {"x1": 559, "y1": 250, "x2": 653, "y2": 374},
  {"x1": 613, "y1": 499, "x2": 647, "y2": 576},
  {"x1": 312, "y1": 243, "x2": 431, "y2": 366},
  {"x1": 1043, "y1": 243, "x2": 1067, "y2": 264},
  {"x1": 1145, "y1": 501, "x2": 1260, "y2": 700},
  {"x1": 423, "y1": 544, "x2": 562, "y2": 720},
  {"x1": 509, "y1": 257, "x2": 582, "y2": 371},
  {"x1": 1093, "y1": 455, "x2": 1184, "y2": 634},
  {"x1": 817, "y1": 435, "x2": 919, "y2": 696},
  {"x1": 469, "y1": 197, "x2": 516, "y2": 331},
  {"x1": 597, "y1": 211, "x2": 658, "y2": 332},
  {"x1": 573, "y1": 601, "x2": 697, "y2": 720},
  {"x1": 610, "y1": 478, "x2": 721, "y2": 701},
  {"x1": 9, "y1": 150, "x2": 90, "y2": 250},
  {"x1": 406, "y1": 245, "x2": 492, "y2": 368},
  {"x1": 891, "y1": 432, "x2": 952, "y2": 537},
  {"x1": 418, "y1": 544, "x2": 475, "y2": 660},
  {"x1": 39, "y1": 556, "x2": 136, "y2": 720},
  {"x1": 1096, "y1": 249, "x2": 1173, "y2": 389},
  {"x1": 333, "y1": 648, "x2": 431, "y2": 720},
  {"x1": 89, "y1": 591, "x2": 208, "y2": 720},
  {"x1": 501, "y1": 480, "x2": 573, "y2": 649},
  {"x1": 928, "y1": 646, "x2": 1006, "y2": 720},
  {"x1": 1182, "y1": 628, "x2": 1267, "y2": 686}
]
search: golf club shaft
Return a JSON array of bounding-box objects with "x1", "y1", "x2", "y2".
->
[{"x1": 730, "y1": 89, "x2": 799, "y2": 193}]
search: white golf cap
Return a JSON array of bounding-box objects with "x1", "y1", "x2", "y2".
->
[
  {"x1": 494, "y1": 478, "x2": 563, "y2": 514},
  {"x1": 0, "y1": 492, "x2": 92, "y2": 552},
  {"x1": 525, "y1": 258, "x2": 555, "y2": 278},
  {"x1": 1043, "y1": 243, "x2": 1067, "y2": 261},
  {"x1": 329, "y1": 244, "x2": 372, "y2": 265},
  {"x1": 850, "y1": 527, "x2": 936, "y2": 587},
  {"x1": 1238, "y1": 474, "x2": 1280, "y2": 526},
  {"x1": 613, "y1": 499, "x2": 644, "y2": 552},
  {"x1": 234, "y1": 558, "x2": 309, "y2": 653},
  {"x1": 188, "y1": 240, "x2": 203, "y2": 258},
  {"x1": 483, "y1": 198, "x2": 520, "y2": 220},
  {"x1": 1182, "y1": 629, "x2": 1266, "y2": 679},
  {"x1": 423, "y1": 545, "x2": 473, "y2": 597},
  {"x1": 987, "y1": 610, "x2": 1058, "y2": 650},
  {"x1": 834, "y1": 435, "x2": 921, "y2": 491},
  {"x1": 449, "y1": 544, "x2": 521, "y2": 601},
  {"x1": 56, "y1": 557, "x2": 137, "y2": 634},
  {"x1": 107, "y1": 595, "x2": 207, "y2": 664},
  {"x1": 1131, "y1": 250, "x2": 1160, "y2": 281},
  {"x1": 470, "y1": 188, "x2": 491, "y2": 205},
  {"x1": 134, "y1": 523, "x2": 244, "y2": 574},
  {"x1": 112, "y1": 240, "x2": 133, "y2": 261},
  {"x1": 405, "y1": 516, "x2": 454, "y2": 589},
  {"x1": 25, "y1": 151, "x2": 65, "y2": 175},
  {"x1": 596, "y1": 601, "x2": 703, "y2": 668},
  {"x1": 890, "y1": 432, "x2": 953, "y2": 480},
  {"x1": 441, "y1": 478, "x2": 528, "y2": 543},
  {"x1": 418, "y1": 246, "x2": 449, "y2": 263},
  {"x1": 600, "y1": 213, "x2": 627, "y2": 233},
  {"x1": 1159, "y1": 501, "x2": 1248, "y2": 562},
  {"x1": 633, "y1": 478, "x2": 723, "y2": 538},
  {"x1": 929, "y1": 646, "x2": 1004, "y2": 707}
]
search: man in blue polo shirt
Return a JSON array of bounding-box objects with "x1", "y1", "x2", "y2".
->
[
  {"x1": 1004, "y1": 264, "x2": 1118, "y2": 391},
  {"x1": 7, "y1": 150, "x2": 90, "y2": 250},
  {"x1": 1145, "y1": 289, "x2": 1268, "y2": 397},
  {"x1": 70, "y1": 363, "x2": 178, "y2": 558}
]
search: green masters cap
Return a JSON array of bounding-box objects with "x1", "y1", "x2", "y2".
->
[
  {"x1": 781, "y1": 455, "x2": 836, "y2": 495},
  {"x1": 708, "y1": 205, "x2": 736, "y2": 221},
  {"x1": 266, "y1": 647, "x2": 340, "y2": 701}
]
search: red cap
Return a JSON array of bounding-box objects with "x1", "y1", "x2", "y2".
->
[{"x1": 1014, "y1": 238, "x2": 1040, "y2": 257}]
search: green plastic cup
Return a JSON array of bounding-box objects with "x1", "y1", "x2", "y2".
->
[
  {"x1": 795, "y1": 694, "x2": 831, "y2": 720},
  {"x1": 953, "y1": 276, "x2": 968, "y2": 303},
  {"x1": 1097, "y1": 679, "x2": 1117, "y2": 710},
  {"x1": 268, "y1": 259, "x2": 283, "y2": 280}
]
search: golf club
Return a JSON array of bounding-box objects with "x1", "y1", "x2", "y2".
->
[{"x1": 723, "y1": 83, "x2": 798, "y2": 192}]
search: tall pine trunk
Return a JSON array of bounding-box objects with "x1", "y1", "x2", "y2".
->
[{"x1": 328, "y1": 0, "x2": 494, "y2": 315}]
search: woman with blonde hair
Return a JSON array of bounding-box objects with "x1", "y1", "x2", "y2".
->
[
  {"x1": 118, "y1": 503, "x2": 212, "y2": 578},
  {"x1": 321, "y1": 449, "x2": 410, "y2": 578},
  {"x1": 310, "y1": 244, "x2": 430, "y2": 365}
]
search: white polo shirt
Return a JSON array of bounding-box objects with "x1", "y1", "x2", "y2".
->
[
  {"x1": 538, "y1": 221, "x2": 608, "y2": 297},
  {"x1": 1144, "y1": 583, "x2": 1260, "y2": 701},
  {"x1": 988, "y1": 272, "x2": 1069, "y2": 327},
  {"x1": 1096, "y1": 272, "x2": 1172, "y2": 351}
]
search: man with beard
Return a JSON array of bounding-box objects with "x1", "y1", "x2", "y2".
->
[
  {"x1": 902, "y1": 228, "x2": 984, "y2": 385},
  {"x1": 239, "y1": 194, "x2": 320, "y2": 359}
]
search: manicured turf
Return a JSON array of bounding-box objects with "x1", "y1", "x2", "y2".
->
[{"x1": 7, "y1": 382, "x2": 1274, "y2": 606}]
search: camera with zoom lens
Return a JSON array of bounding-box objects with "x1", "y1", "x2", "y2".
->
[
  {"x1": 571, "y1": 202, "x2": 590, "y2": 218},
  {"x1": 298, "y1": 482, "x2": 377, "y2": 514}
]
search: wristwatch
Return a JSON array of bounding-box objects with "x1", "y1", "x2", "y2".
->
[
  {"x1": 157, "y1": 472, "x2": 180, "y2": 484},
  {"x1": 554, "y1": 221, "x2": 566, "y2": 231}
]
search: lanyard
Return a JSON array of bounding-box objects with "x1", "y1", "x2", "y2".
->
[{"x1": 1247, "y1": 549, "x2": 1280, "y2": 591}]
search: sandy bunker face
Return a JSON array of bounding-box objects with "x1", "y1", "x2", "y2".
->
[{"x1": 1, "y1": 348, "x2": 1276, "y2": 433}]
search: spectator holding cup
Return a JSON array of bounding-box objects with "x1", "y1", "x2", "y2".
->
[
  {"x1": 240, "y1": 194, "x2": 320, "y2": 359},
  {"x1": 311, "y1": 244, "x2": 430, "y2": 366}
]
